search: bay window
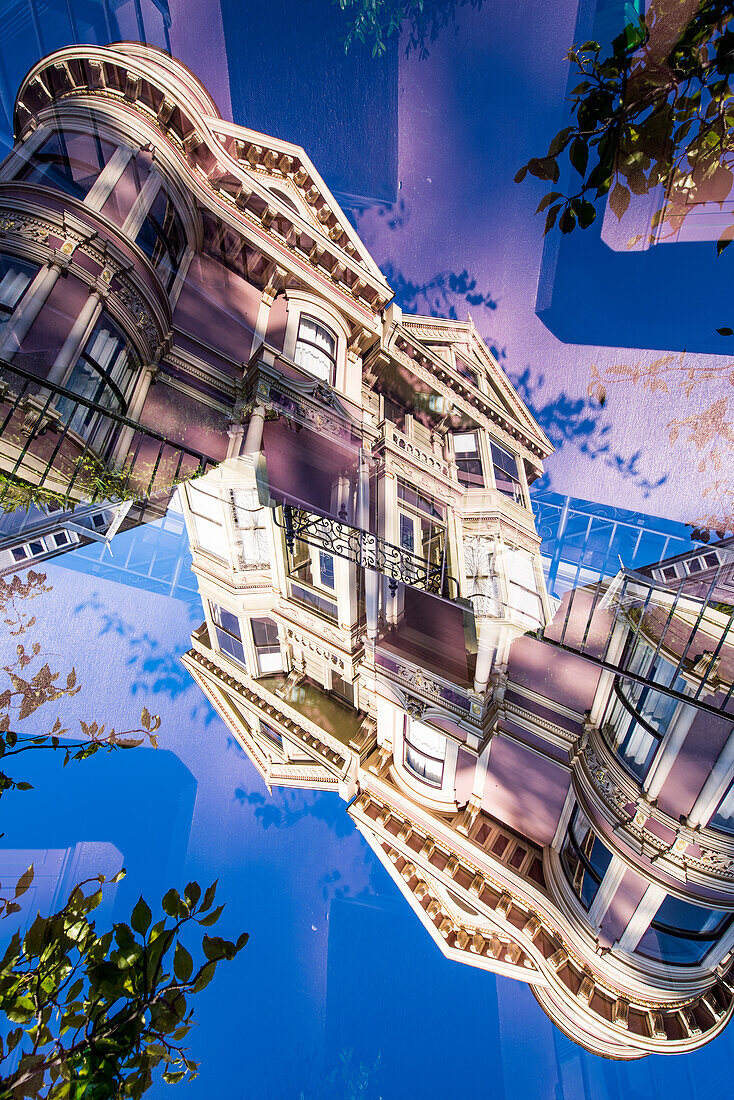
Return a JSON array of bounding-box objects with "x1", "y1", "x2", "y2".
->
[
  {"x1": 17, "y1": 126, "x2": 116, "y2": 200},
  {"x1": 601, "y1": 640, "x2": 689, "y2": 782},
  {"x1": 453, "y1": 431, "x2": 484, "y2": 488},
  {"x1": 56, "y1": 314, "x2": 140, "y2": 443},
  {"x1": 135, "y1": 185, "x2": 185, "y2": 290},
  {"x1": 0, "y1": 255, "x2": 38, "y2": 332},
  {"x1": 251, "y1": 616, "x2": 282, "y2": 675},
  {"x1": 186, "y1": 481, "x2": 228, "y2": 560}
]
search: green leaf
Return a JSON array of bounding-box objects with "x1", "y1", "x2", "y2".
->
[
  {"x1": 14, "y1": 865, "x2": 33, "y2": 898},
  {"x1": 199, "y1": 881, "x2": 218, "y2": 913},
  {"x1": 162, "y1": 888, "x2": 183, "y2": 917},
  {"x1": 183, "y1": 882, "x2": 201, "y2": 908},
  {"x1": 535, "y1": 191, "x2": 563, "y2": 215},
  {"x1": 569, "y1": 136, "x2": 589, "y2": 177},
  {"x1": 131, "y1": 896, "x2": 152, "y2": 936},
  {"x1": 559, "y1": 207, "x2": 577, "y2": 233},
  {"x1": 173, "y1": 942, "x2": 193, "y2": 982},
  {"x1": 192, "y1": 960, "x2": 216, "y2": 993},
  {"x1": 197, "y1": 904, "x2": 225, "y2": 927},
  {"x1": 514, "y1": 164, "x2": 528, "y2": 184},
  {"x1": 608, "y1": 181, "x2": 631, "y2": 220}
]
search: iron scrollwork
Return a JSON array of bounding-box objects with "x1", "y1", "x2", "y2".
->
[{"x1": 276, "y1": 504, "x2": 459, "y2": 600}]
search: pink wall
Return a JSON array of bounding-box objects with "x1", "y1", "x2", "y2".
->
[
  {"x1": 657, "y1": 709, "x2": 733, "y2": 820},
  {"x1": 599, "y1": 867, "x2": 648, "y2": 949},
  {"x1": 266, "y1": 294, "x2": 288, "y2": 353},
  {"x1": 454, "y1": 746, "x2": 475, "y2": 807},
  {"x1": 173, "y1": 254, "x2": 260, "y2": 369},
  {"x1": 139, "y1": 383, "x2": 228, "y2": 461},
  {"x1": 482, "y1": 735, "x2": 569, "y2": 847},
  {"x1": 16, "y1": 273, "x2": 89, "y2": 376},
  {"x1": 508, "y1": 635, "x2": 601, "y2": 715}
]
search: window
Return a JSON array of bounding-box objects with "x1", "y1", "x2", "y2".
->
[
  {"x1": 186, "y1": 482, "x2": 228, "y2": 560},
  {"x1": 490, "y1": 440, "x2": 524, "y2": 505},
  {"x1": 135, "y1": 185, "x2": 185, "y2": 290},
  {"x1": 17, "y1": 127, "x2": 117, "y2": 200},
  {"x1": 251, "y1": 616, "x2": 282, "y2": 675},
  {"x1": 505, "y1": 547, "x2": 544, "y2": 628},
  {"x1": 319, "y1": 551, "x2": 335, "y2": 589},
  {"x1": 601, "y1": 641, "x2": 689, "y2": 782},
  {"x1": 260, "y1": 721, "x2": 282, "y2": 748},
  {"x1": 211, "y1": 603, "x2": 246, "y2": 668},
  {"x1": 101, "y1": 147, "x2": 153, "y2": 227},
  {"x1": 710, "y1": 780, "x2": 734, "y2": 836},
  {"x1": 331, "y1": 672, "x2": 354, "y2": 705},
  {"x1": 57, "y1": 315, "x2": 139, "y2": 439},
  {"x1": 290, "y1": 582, "x2": 338, "y2": 621},
  {"x1": 404, "y1": 719, "x2": 446, "y2": 787},
  {"x1": 453, "y1": 431, "x2": 484, "y2": 488},
  {"x1": 293, "y1": 315, "x2": 337, "y2": 384},
  {"x1": 636, "y1": 894, "x2": 732, "y2": 967},
  {"x1": 560, "y1": 805, "x2": 613, "y2": 911},
  {"x1": 455, "y1": 354, "x2": 479, "y2": 388},
  {"x1": 0, "y1": 255, "x2": 38, "y2": 330},
  {"x1": 232, "y1": 488, "x2": 269, "y2": 568},
  {"x1": 399, "y1": 513, "x2": 415, "y2": 553}
]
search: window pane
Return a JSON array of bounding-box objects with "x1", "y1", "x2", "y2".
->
[
  {"x1": 19, "y1": 128, "x2": 116, "y2": 200},
  {"x1": 636, "y1": 894, "x2": 731, "y2": 966},
  {"x1": 136, "y1": 186, "x2": 185, "y2": 289},
  {"x1": 294, "y1": 315, "x2": 336, "y2": 383},
  {"x1": 251, "y1": 616, "x2": 278, "y2": 647},
  {"x1": 561, "y1": 806, "x2": 612, "y2": 910},
  {"x1": 319, "y1": 551, "x2": 335, "y2": 589},
  {"x1": 399, "y1": 513, "x2": 414, "y2": 552}
]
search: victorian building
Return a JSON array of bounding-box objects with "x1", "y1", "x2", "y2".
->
[{"x1": 6, "y1": 42, "x2": 734, "y2": 1060}]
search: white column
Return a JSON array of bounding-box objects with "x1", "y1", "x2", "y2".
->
[
  {"x1": 589, "y1": 619, "x2": 628, "y2": 726},
  {"x1": 46, "y1": 287, "x2": 104, "y2": 386},
  {"x1": 0, "y1": 259, "x2": 66, "y2": 360},
  {"x1": 85, "y1": 144, "x2": 134, "y2": 211},
  {"x1": 588, "y1": 854, "x2": 627, "y2": 930},
  {"x1": 474, "y1": 619, "x2": 499, "y2": 693},
  {"x1": 687, "y1": 724, "x2": 734, "y2": 828},
  {"x1": 616, "y1": 883, "x2": 665, "y2": 954},
  {"x1": 109, "y1": 365, "x2": 157, "y2": 466},
  {"x1": 644, "y1": 701, "x2": 698, "y2": 802},
  {"x1": 243, "y1": 404, "x2": 266, "y2": 455},
  {"x1": 358, "y1": 449, "x2": 379, "y2": 640}
]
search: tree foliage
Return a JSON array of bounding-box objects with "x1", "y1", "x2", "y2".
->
[
  {"x1": 336, "y1": 0, "x2": 484, "y2": 58},
  {"x1": 0, "y1": 571, "x2": 159, "y2": 801},
  {"x1": 0, "y1": 874, "x2": 247, "y2": 1098},
  {"x1": 517, "y1": 0, "x2": 734, "y2": 246}
]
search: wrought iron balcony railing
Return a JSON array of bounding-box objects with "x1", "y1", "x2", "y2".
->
[
  {"x1": 0, "y1": 360, "x2": 217, "y2": 511},
  {"x1": 274, "y1": 502, "x2": 460, "y2": 601},
  {"x1": 541, "y1": 564, "x2": 734, "y2": 720}
]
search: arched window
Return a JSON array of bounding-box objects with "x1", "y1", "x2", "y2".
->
[
  {"x1": 17, "y1": 127, "x2": 116, "y2": 201},
  {"x1": 0, "y1": 255, "x2": 38, "y2": 332},
  {"x1": 135, "y1": 186, "x2": 186, "y2": 291},
  {"x1": 636, "y1": 894, "x2": 732, "y2": 966},
  {"x1": 601, "y1": 639, "x2": 689, "y2": 781},
  {"x1": 293, "y1": 315, "x2": 337, "y2": 384},
  {"x1": 56, "y1": 314, "x2": 140, "y2": 443},
  {"x1": 560, "y1": 805, "x2": 612, "y2": 910},
  {"x1": 404, "y1": 718, "x2": 446, "y2": 787}
]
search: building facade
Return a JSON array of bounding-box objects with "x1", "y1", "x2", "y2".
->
[{"x1": 6, "y1": 42, "x2": 734, "y2": 1060}]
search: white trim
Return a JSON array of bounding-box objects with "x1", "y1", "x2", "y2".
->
[
  {"x1": 588, "y1": 854, "x2": 627, "y2": 929},
  {"x1": 85, "y1": 143, "x2": 135, "y2": 211},
  {"x1": 616, "y1": 883, "x2": 666, "y2": 953},
  {"x1": 122, "y1": 167, "x2": 162, "y2": 241},
  {"x1": 644, "y1": 700, "x2": 697, "y2": 801},
  {"x1": 688, "y1": 723, "x2": 734, "y2": 829}
]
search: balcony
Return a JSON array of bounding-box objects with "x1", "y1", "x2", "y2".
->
[{"x1": 0, "y1": 360, "x2": 216, "y2": 509}]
